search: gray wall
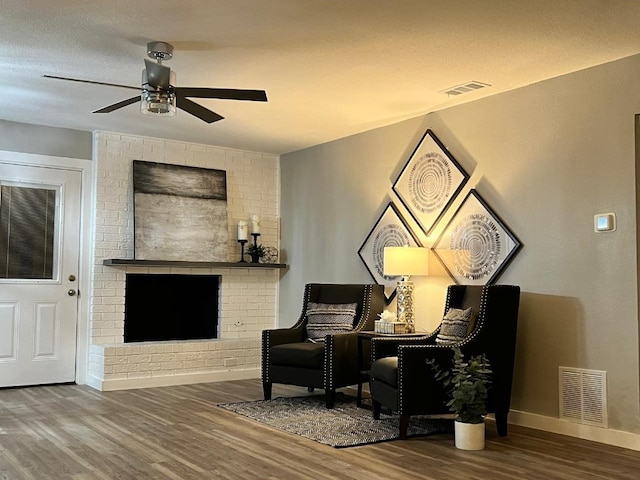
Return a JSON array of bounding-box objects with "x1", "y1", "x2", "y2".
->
[
  {"x1": 280, "y1": 53, "x2": 640, "y2": 434},
  {"x1": 0, "y1": 120, "x2": 92, "y2": 159}
]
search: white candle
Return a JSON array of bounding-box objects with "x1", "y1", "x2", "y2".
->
[
  {"x1": 250, "y1": 214, "x2": 260, "y2": 234},
  {"x1": 237, "y1": 221, "x2": 248, "y2": 241}
]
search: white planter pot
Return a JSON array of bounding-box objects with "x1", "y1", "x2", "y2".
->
[{"x1": 454, "y1": 420, "x2": 485, "y2": 450}]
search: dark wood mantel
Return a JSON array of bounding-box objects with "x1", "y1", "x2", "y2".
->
[{"x1": 102, "y1": 259, "x2": 287, "y2": 269}]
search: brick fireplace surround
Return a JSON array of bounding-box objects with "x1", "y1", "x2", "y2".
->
[{"x1": 87, "y1": 132, "x2": 280, "y2": 391}]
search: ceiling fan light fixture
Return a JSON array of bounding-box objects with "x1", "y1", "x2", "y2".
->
[
  {"x1": 45, "y1": 40, "x2": 267, "y2": 123},
  {"x1": 141, "y1": 89, "x2": 176, "y2": 116},
  {"x1": 141, "y1": 68, "x2": 176, "y2": 116}
]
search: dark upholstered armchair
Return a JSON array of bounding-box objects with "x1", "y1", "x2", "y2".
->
[
  {"x1": 369, "y1": 284, "x2": 520, "y2": 438},
  {"x1": 262, "y1": 283, "x2": 385, "y2": 408}
]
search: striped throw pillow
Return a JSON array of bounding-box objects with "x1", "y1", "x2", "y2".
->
[
  {"x1": 306, "y1": 302, "x2": 357, "y2": 341},
  {"x1": 435, "y1": 307, "x2": 473, "y2": 345}
]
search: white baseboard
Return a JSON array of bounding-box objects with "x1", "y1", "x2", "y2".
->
[
  {"x1": 84, "y1": 368, "x2": 260, "y2": 392},
  {"x1": 508, "y1": 409, "x2": 640, "y2": 452},
  {"x1": 85, "y1": 373, "x2": 103, "y2": 391}
]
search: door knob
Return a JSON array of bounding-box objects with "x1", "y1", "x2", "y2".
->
[{"x1": 68, "y1": 289, "x2": 77, "y2": 296}]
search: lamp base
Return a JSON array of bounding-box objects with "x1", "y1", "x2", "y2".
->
[{"x1": 396, "y1": 279, "x2": 415, "y2": 333}]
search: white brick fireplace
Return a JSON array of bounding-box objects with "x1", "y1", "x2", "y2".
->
[{"x1": 87, "y1": 132, "x2": 281, "y2": 391}]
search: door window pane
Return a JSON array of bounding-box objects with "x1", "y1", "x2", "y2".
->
[{"x1": 0, "y1": 185, "x2": 56, "y2": 279}]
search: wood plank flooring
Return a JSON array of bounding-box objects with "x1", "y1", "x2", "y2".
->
[{"x1": 0, "y1": 379, "x2": 638, "y2": 479}]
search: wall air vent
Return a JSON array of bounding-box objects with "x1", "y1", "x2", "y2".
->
[
  {"x1": 559, "y1": 367, "x2": 608, "y2": 428},
  {"x1": 441, "y1": 81, "x2": 491, "y2": 97}
]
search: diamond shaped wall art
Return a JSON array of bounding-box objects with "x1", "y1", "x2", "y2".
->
[
  {"x1": 358, "y1": 203, "x2": 421, "y2": 302},
  {"x1": 431, "y1": 189, "x2": 522, "y2": 285},
  {"x1": 393, "y1": 129, "x2": 469, "y2": 236}
]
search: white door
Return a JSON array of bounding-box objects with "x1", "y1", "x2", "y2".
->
[{"x1": 0, "y1": 162, "x2": 81, "y2": 387}]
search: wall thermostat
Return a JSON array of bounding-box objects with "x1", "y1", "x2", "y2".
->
[{"x1": 594, "y1": 213, "x2": 616, "y2": 232}]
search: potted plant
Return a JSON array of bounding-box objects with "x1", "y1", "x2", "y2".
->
[
  {"x1": 428, "y1": 347, "x2": 492, "y2": 450},
  {"x1": 246, "y1": 243, "x2": 266, "y2": 263}
]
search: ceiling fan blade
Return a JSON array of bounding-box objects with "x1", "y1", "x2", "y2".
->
[
  {"x1": 93, "y1": 96, "x2": 141, "y2": 113},
  {"x1": 43, "y1": 74, "x2": 140, "y2": 91},
  {"x1": 144, "y1": 59, "x2": 172, "y2": 89},
  {"x1": 176, "y1": 96, "x2": 224, "y2": 123},
  {"x1": 175, "y1": 87, "x2": 267, "y2": 102}
]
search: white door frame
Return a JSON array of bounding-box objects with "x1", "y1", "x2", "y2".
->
[{"x1": 0, "y1": 150, "x2": 93, "y2": 385}]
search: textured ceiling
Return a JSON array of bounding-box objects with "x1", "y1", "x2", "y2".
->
[{"x1": 2, "y1": 1, "x2": 640, "y2": 154}]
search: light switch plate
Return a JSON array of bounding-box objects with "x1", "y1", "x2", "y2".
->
[{"x1": 594, "y1": 213, "x2": 616, "y2": 232}]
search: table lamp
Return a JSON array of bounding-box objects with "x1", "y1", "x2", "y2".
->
[{"x1": 383, "y1": 246, "x2": 429, "y2": 333}]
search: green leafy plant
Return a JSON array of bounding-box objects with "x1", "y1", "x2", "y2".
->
[
  {"x1": 427, "y1": 347, "x2": 492, "y2": 424},
  {"x1": 246, "y1": 243, "x2": 266, "y2": 259}
]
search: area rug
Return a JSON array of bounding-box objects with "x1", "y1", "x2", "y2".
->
[{"x1": 217, "y1": 392, "x2": 452, "y2": 448}]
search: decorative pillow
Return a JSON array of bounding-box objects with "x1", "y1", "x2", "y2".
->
[
  {"x1": 306, "y1": 302, "x2": 357, "y2": 341},
  {"x1": 435, "y1": 307, "x2": 473, "y2": 345}
]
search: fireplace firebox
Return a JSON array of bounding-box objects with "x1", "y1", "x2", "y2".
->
[{"x1": 124, "y1": 273, "x2": 220, "y2": 343}]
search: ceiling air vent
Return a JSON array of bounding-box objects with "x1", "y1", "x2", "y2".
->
[
  {"x1": 559, "y1": 366, "x2": 608, "y2": 428},
  {"x1": 441, "y1": 81, "x2": 491, "y2": 97}
]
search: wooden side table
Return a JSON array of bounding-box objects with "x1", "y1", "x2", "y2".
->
[{"x1": 356, "y1": 331, "x2": 425, "y2": 408}]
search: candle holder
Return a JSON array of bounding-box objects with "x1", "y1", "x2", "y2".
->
[{"x1": 237, "y1": 239, "x2": 248, "y2": 263}]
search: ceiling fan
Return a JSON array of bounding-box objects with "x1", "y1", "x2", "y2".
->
[{"x1": 44, "y1": 41, "x2": 268, "y2": 123}]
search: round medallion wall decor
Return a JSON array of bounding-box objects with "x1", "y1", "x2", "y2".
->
[
  {"x1": 407, "y1": 153, "x2": 453, "y2": 214},
  {"x1": 357, "y1": 203, "x2": 421, "y2": 301},
  {"x1": 372, "y1": 223, "x2": 414, "y2": 279},
  {"x1": 449, "y1": 212, "x2": 501, "y2": 281},
  {"x1": 393, "y1": 129, "x2": 469, "y2": 235},
  {"x1": 431, "y1": 189, "x2": 522, "y2": 285}
]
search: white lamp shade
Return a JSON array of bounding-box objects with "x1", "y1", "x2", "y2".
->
[{"x1": 383, "y1": 246, "x2": 429, "y2": 277}]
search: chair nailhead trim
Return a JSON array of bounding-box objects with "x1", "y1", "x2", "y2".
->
[
  {"x1": 262, "y1": 330, "x2": 270, "y2": 382},
  {"x1": 265, "y1": 283, "x2": 383, "y2": 391},
  {"x1": 375, "y1": 284, "x2": 520, "y2": 416}
]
